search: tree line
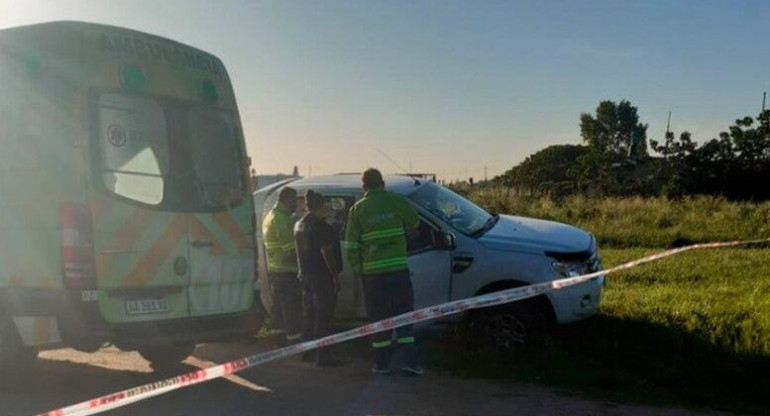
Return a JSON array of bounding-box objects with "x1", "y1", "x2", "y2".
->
[{"x1": 495, "y1": 100, "x2": 770, "y2": 200}]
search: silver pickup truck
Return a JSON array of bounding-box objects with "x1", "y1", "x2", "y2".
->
[{"x1": 254, "y1": 174, "x2": 604, "y2": 347}]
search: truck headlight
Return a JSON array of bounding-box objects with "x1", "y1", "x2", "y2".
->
[{"x1": 551, "y1": 261, "x2": 586, "y2": 277}]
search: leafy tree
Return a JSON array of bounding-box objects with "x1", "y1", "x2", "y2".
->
[
  {"x1": 580, "y1": 100, "x2": 649, "y2": 159},
  {"x1": 496, "y1": 102, "x2": 770, "y2": 201},
  {"x1": 496, "y1": 144, "x2": 588, "y2": 197},
  {"x1": 711, "y1": 110, "x2": 770, "y2": 199},
  {"x1": 650, "y1": 131, "x2": 698, "y2": 197},
  {"x1": 651, "y1": 110, "x2": 770, "y2": 200},
  {"x1": 573, "y1": 100, "x2": 652, "y2": 195}
]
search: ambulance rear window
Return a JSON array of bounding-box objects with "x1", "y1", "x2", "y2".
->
[
  {"x1": 187, "y1": 109, "x2": 243, "y2": 207},
  {"x1": 97, "y1": 94, "x2": 169, "y2": 205},
  {"x1": 93, "y1": 93, "x2": 246, "y2": 211}
]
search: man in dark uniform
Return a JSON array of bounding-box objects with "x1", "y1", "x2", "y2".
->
[{"x1": 294, "y1": 190, "x2": 343, "y2": 367}]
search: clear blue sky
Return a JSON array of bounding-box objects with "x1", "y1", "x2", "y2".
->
[{"x1": 2, "y1": 0, "x2": 769, "y2": 181}]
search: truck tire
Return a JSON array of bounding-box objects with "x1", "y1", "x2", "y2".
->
[
  {"x1": 471, "y1": 300, "x2": 551, "y2": 349},
  {"x1": 138, "y1": 342, "x2": 196, "y2": 370}
]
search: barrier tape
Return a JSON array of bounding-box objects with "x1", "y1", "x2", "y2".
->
[{"x1": 32, "y1": 238, "x2": 770, "y2": 416}]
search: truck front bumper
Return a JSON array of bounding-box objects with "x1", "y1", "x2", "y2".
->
[{"x1": 547, "y1": 274, "x2": 604, "y2": 324}]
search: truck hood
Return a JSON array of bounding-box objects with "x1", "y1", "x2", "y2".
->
[{"x1": 478, "y1": 215, "x2": 592, "y2": 254}]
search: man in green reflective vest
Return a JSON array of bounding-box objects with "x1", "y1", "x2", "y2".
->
[
  {"x1": 262, "y1": 186, "x2": 302, "y2": 345},
  {"x1": 344, "y1": 168, "x2": 423, "y2": 375}
]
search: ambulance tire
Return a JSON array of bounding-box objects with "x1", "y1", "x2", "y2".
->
[
  {"x1": 0, "y1": 316, "x2": 38, "y2": 369},
  {"x1": 138, "y1": 342, "x2": 196, "y2": 370}
]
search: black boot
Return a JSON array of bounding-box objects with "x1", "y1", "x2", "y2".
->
[
  {"x1": 399, "y1": 344, "x2": 424, "y2": 376},
  {"x1": 372, "y1": 345, "x2": 393, "y2": 374}
]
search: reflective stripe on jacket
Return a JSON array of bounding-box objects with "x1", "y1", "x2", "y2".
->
[
  {"x1": 344, "y1": 188, "x2": 420, "y2": 275},
  {"x1": 262, "y1": 202, "x2": 298, "y2": 273}
]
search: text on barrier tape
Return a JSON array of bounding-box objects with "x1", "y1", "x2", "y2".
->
[{"x1": 32, "y1": 238, "x2": 770, "y2": 416}]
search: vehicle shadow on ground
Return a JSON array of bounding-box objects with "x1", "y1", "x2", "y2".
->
[
  {"x1": 425, "y1": 314, "x2": 770, "y2": 415},
  {"x1": 0, "y1": 344, "x2": 278, "y2": 416},
  {"x1": 1, "y1": 356, "x2": 161, "y2": 415}
]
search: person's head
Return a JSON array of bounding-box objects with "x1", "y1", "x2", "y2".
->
[
  {"x1": 278, "y1": 186, "x2": 298, "y2": 212},
  {"x1": 304, "y1": 190, "x2": 327, "y2": 217},
  {"x1": 362, "y1": 168, "x2": 385, "y2": 192}
]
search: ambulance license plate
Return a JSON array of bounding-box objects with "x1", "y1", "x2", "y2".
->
[{"x1": 125, "y1": 299, "x2": 171, "y2": 315}]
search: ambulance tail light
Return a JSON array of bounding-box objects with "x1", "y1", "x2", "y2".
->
[{"x1": 59, "y1": 202, "x2": 97, "y2": 290}]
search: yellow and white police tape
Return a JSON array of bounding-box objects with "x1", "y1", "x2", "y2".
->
[{"x1": 32, "y1": 238, "x2": 770, "y2": 416}]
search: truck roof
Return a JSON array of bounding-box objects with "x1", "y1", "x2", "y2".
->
[{"x1": 257, "y1": 174, "x2": 427, "y2": 196}]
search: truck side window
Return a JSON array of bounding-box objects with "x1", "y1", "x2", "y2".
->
[
  {"x1": 407, "y1": 219, "x2": 439, "y2": 254},
  {"x1": 288, "y1": 193, "x2": 353, "y2": 240},
  {"x1": 325, "y1": 197, "x2": 353, "y2": 239}
]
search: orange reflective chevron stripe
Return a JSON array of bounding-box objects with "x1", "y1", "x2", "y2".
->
[
  {"x1": 120, "y1": 214, "x2": 187, "y2": 286},
  {"x1": 189, "y1": 216, "x2": 226, "y2": 255},
  {"x1": 89, "y1": 194, "x2": 113, "y2": 223},
  {"x1": 107, "y1": 208, "x2": 155, "y2": 250},
  {"x1": 212, "y1": 211, "x2": 251, "y2": 250},
  {"x1": 96, "y1": 208, "x2": 157, "y2": 279}
]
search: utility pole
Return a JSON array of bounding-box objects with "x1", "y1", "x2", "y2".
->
[
  {"x1": 762, "y1": 91, "x2": 767, "y2": 113},
  {"x1": 666, "y1": 111, "x2": 672, "y2": 139}
]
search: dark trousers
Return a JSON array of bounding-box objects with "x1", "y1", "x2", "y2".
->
[
  {"x1": 268, "y1": 272, "x2": 303, "y2": 341},
  {"x1": 362, "y1": 269, "x2": 416, "y2": 367},
  {"x1": 301, "y1": 276, "x2": 337, "y2": 363}
]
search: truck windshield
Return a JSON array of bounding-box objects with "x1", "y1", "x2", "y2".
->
[
  {"x1": 408, "y1": 182, "x2": 493, "y2": 235},
  {"x1": 95, "y1": 93, "x2": 245, "y2": 211}
]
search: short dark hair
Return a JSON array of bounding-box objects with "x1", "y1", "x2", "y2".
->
[
  {"x1": 305, "y1": 190, "x2": 324, "y2": 211},
  {"x1": 362, "y1": 168, "x2": 384, "y2": 190},
  {"x1": 278, "y1": 186, "x2": 297, "y2": 203}
]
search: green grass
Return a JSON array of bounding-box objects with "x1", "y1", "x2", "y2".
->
[
  {"x1": 466, "y1": 190, "x2": 770, "y2": 247},
  {"x1": 600, "y1": 248, "x2": 770, "y2": 357},
  {"x1": 426, "y1": 248, "x2": 770, "y2": 414},
  {"x1": 425, "y1": 191, "x2": 770, "y2": 414}
]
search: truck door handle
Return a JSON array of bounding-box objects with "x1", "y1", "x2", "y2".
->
[
  {"x1": 192, "y1": 240, "x2": 214, "y2": 248},
  {"x1": 452, "y1": 255, "x2": 474, "y2": 273}
]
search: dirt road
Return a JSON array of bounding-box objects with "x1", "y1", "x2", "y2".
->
[{"x1": 0, "y1": 341, "x2": 733, "y2": 416}]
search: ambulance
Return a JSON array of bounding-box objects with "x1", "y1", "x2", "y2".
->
[{"x1": 0, "y1": 22, "x2": 262, "y2": 367}]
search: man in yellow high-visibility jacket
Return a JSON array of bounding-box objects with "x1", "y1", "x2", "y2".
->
[
  {"x1": 344, "y1": 168, "x2": 423, "y2": 375},
  {"x1": 263, "y1": 186, "x2": 302, "y2": 345}
]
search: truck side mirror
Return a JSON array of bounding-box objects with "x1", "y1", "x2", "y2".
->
[{"x1": 438, "y1": 231, "x2": 456, "y2": 251}]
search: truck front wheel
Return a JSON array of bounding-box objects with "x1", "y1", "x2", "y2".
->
[
  {"x1": 471, "y1": 300, "x2": 551, "y2": 349},
  {"x1": 138, "y1": 342, "x2": 196, "y2": 370}
]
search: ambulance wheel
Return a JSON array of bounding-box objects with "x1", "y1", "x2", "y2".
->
[
  {"x1": 472, "y1": 300, "x2": 551, "y2": 349},
  {"x1": 0, "y1": 346, "x2": 38, "y2": 369},
  {"x1": 138, "y1": 342, "x2": 196, "y2": 369},
  {"x1": 0, "y1": 316, "x2": 38, "y2": 369}
]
